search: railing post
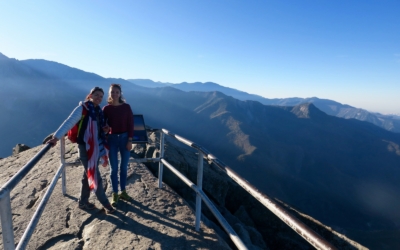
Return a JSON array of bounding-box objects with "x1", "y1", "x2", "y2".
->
[
  {"x1": 195, "y1": 151, "x2": 204, "y2": 231},
  {"x1": 60, "y1": 137, "x2": 67, "y2": 195},
  {"x1": 0, "y1": 189, "x2": 16, "y2": 250},
  {"x1": 160, "y1": 158, "x2": 248, "y2": 250},
  {"x1": 15, "y1": 163, "x2": 66, "y2": 250},
  {"x1": 158, "y1": 130, "x2": 165, "y2": 188}
]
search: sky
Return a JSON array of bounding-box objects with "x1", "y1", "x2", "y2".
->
[{"x1": 1, "y1": 1, "x2": 399, "y2": 114}]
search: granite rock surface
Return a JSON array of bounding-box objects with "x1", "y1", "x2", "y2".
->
[{"x1": 0, "y1": 140, "x2": 231, "y2": 250}]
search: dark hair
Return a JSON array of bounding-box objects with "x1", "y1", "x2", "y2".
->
[
  {"x1": 85, "y1": 87, "x2": 104, "y2": 101},
  {"x1": 107, "y1": 83, "x2": 126, "y2": 104}
]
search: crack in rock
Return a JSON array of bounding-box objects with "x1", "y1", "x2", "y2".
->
[
  {"x1": 26, "y1": 196, "x2": 39, "y2": 209},
  {"x1": 66, "y1": 211, "x2": 71, "y2": 228},
  {"x1": 29, "y1": 187, "x2": 37, "y2": 197},
  {"x1": 76, "y1": 212, "x2": 101, "y2": 240},
  {"x1": 78, "y1": 212, "x2": 107, "y2": 249},
  {"x1": 38, "y1": 180, "x2": 48, "y2": 191},
  {"x1": 36, "y1": 234, "x2": 76, "y2": 250},
  {"x1": 140, "y1": 178, "x2": 149, "y2": 196}
]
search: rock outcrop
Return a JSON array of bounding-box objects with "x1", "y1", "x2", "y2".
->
[
  {"x1": 0, "y1": 140, "x2": 231, "y2": 250},
  {"x1": 12, "y1": 143, "x2": 31, "y2": 155}
]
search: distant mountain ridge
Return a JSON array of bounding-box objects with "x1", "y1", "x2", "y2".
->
[
  {"x1": 127, "y1": 79, "x2": 173, "y2": 88},
  {"x1": 128, "y1": 79, "x2": 400, "y2": 133},
  {"x1": 2, "y1": 53, "x2": 400, "y2": 248},
  {"x1": 23, "y1": 59, "x2": 104, "y2": 81},
  {"x1": 0, "y1": 53, "x2": 140, "y2": 157}
]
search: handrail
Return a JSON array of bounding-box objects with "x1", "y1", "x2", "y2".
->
[
  {"x1": 0, "y1": 143, "x2": 52, "y2": 196},
  {"x1": 150, "y1": 128, "x2": 249, "y2": 249},
  {"x1": 160, "y1": 128, "x2": 337, "y2": 250},
  {"x1": 210, "y1": 158, "x2": 336, "y2": 250},
  {"x1": 0, "y1": 143, "x2": 52, "y2": 250},
  {"x1": 161, "y1": 158, "x2": 248, "y2": 250},
  {"x1": 16, "y1": 163, "x2": 66, "y2": 250}
]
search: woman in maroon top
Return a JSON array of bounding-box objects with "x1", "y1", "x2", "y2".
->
[{"x1": 103, "y1": 83, "x2": 134, "y2": 206}]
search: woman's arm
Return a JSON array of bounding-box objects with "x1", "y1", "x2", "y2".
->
[
  {"x1": 101, "y1": 106, "x2": 110, "y2": 134},
  {"x1": 53, "y1": 105, "x2": 83, "y2": 140},
  {"x1": 127, "y1": 104, "x2": 134, "y2": 138},
  {"x1": 126, "y1": 104, "x2": 134, "y2": 150}
]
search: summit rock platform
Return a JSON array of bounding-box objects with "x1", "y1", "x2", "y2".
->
[{"x1": 0, "y1": 142, "x2": 231, "y2": 250}]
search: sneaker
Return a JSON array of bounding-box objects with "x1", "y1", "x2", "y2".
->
[
  {"x1": 78, "y1": 201, "x2": 96, "y2": 210},
  {"x1": 103, "y1": 204, "x2": 115, "y2": 214},
  {"x1": 111, "y1": 192, "x2": 119, "y2": 207},
  {"x1": 119, "y1": 190, "x2": 132, "y2": 201}
]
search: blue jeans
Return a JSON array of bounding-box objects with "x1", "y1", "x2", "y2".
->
[{"x1": 108, "y1": 132, "x2": 130, "y2": 193}]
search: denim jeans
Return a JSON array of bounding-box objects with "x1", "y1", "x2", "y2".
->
[
  {"x1": 108, "y1": 132, "x2": 130, "y2": 193},
  {"x1": 78, "y1": 144, "x2": 110, "y2": 207}
]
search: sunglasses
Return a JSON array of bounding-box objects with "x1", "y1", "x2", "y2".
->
[{"x1": 90, "y1": 86, "x2": 104, "y2": 94}]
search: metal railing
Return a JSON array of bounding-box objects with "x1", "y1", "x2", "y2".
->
[
  {"x1": 156, "y1": 129, "x2": 247, "y2": 249},
  {"x1": 158, "y1": 128, "x2": 337, "y2": 250},
  {"x1": 0, "y1": 127, "x2": 337, "y2": 250},
  {"x1": 0, "y1": 143, "x2": 53, "y2": 250}
]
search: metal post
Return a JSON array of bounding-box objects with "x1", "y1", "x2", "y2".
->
[
  {"x1": 0, "y1": 189, "x2": 16, "y2": 250},
  {"x1": 1, "y1": 144, "x2": 51, "y2": 192},
  {"x1": 158, "y1": 130, "x2": 165, "y2": 188},
  {"x1": 160, "y1": 158, "x2": 248, "y2": 250},
  {"x1": 60, "y1": 137, "x2": 67, "y2": 195},
  {"x1": 195, "y1": 151, "x2": 204, "y2": 231},
  {"x1": 16, "y1": 164, "x2": 65, "y2": 250}
]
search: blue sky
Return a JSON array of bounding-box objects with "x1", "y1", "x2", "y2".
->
[{"x1": 1, "y1": 1, "x2": 399, "y2": 114}]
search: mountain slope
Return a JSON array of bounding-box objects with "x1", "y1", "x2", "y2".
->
[
  {"x1": 127, "y1": 79, "x2": 400, "y2": 133},
  {"x1": 0, "y1": 55, "x2": 82, "y2": 156}
]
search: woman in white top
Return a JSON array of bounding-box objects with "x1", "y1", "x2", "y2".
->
[{"x1": 48, "y1": 87, "x2": 115, "y2": 214}]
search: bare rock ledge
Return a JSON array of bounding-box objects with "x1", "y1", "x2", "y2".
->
[{"x1": 0, "y1": 141, "x2": 231, "y2": 250}]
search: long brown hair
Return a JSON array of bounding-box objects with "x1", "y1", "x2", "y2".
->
[{"x1": 107, "y1": 83, "x2": 126, "y2": 104}]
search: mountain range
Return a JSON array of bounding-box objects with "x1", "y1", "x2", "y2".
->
[
  {"x1": 128, "y1": 79, "x2": 400, "y2": 133},
  {"x1": 1, "y1": 52, "x2": 400, "y2": 249}
]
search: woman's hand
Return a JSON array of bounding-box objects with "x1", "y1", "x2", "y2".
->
[
  {"x1": 126, "y1": 140, "x2": 133, "y2": 151},
  {"x1": 48, "y1": 137, "x2": 59, "y2": 147},
  {"x1": 102, "y1": 125, "x2": 110, "y2": 134}
]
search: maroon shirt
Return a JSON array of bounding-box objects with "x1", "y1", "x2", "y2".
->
[{"x1": 103, "y1": 103, "x2": 134, "y2": 137}]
